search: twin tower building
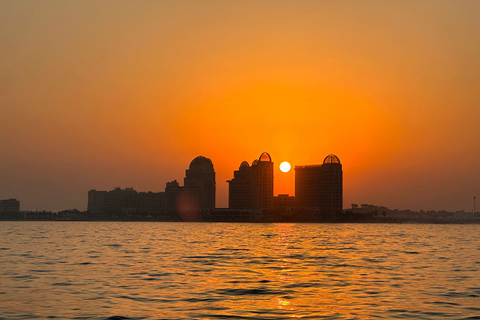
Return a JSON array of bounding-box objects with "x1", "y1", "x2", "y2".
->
[
  {"x1": 88, "y1": 152, "x2": 342, "y2": 219},
  {"x1": 228, "y1": 152, "x2": 343, "y2": 216}
]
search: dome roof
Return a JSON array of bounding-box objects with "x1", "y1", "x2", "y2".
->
[
  {"x1": 240, "y1": 161, "x2": 250, "y2": 168},
  {"x1": 259, "y1": 152, "x2": 272, "y2": 162},
  {"x1": 323, "y1": 154, "x2": 340, "y2": 164},
  {"x1": 189, "y1": 156, "x2": 214, "y2": 170},
  {"x1": 252, "y1": 159, "x2": 259, "y2": 166}
]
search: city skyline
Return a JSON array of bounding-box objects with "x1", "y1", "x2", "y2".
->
[
  {"x1": 1, "y1": 1, "x2": 479, "y2": 212},
  {"x1": 87, "y1": 152, "x2": 342, "y2": 218}
]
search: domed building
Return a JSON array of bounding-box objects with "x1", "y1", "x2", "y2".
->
[
  {"x1": 294, "y1": 154, "x2": 343, "y2": 216},
  {"x1": 189, "y1": 156, "x2": 214, "y2": 171},
  {"x1": 228, "y1": 152, "x2": 274, "y2": 209},
  {"x1": 323, "y1": 154, "x2": 341, "y2": 164},
  {"x1": 183, "y1": 156, "x2": 216, "y2": 210}
]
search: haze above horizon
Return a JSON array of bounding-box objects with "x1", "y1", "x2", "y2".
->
[{"x1": 1, "y1": 1, "x2": 479, "y2": 212}]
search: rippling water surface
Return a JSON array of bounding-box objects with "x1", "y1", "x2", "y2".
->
[{"x1": 1, "y1": 222, "x2": 480, "y2": 319}]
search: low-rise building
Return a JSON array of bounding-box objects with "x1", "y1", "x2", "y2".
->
[
  {"x1": 87, "y1": 156, "x2": 216, "y2": 220},
  {"x1": 0, "y1": 199, "x2": 20, "y2": 213}
]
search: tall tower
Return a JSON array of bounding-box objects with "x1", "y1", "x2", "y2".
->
[
  {"x1": 295, "y1": 154, "x2": 343, "y2": 215},
  {"x1": 320, "y1": 154, "x2": 343, "y2": 215},
  {"x1": 252, "y1": 152, "x2": 274, "y2": 209},
  {"x1": 184, "y1": 156, "x2": 216, "y2": 210},
  {"x1": 228, "y1": 152, "x2": 274, "y2": 209}
]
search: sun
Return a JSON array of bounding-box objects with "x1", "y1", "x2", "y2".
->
[{"x1": 280, "y1": 161, "x2": 291, "y2": 173}]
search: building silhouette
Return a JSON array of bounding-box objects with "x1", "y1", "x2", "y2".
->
[
  {"x1": 273, "y1": 194, "x2": 296, "y2": 207},
  {"x1": 87, "y1": 156, "x2": 215, "y2": 220},
  {"x1": 228, "y1": 152, "x2": 274, "y2": 209},
  {"x1": 0, "y1": 199, "x2": 20, "y2": 213},
  {"x1": 165, "y1": 180, "x2": 182, "y2": 214},
  {"x1": 295, "y1": 154, "x2": 343, "y2": 215},
  {"x1": 88, "y1": 187, "x2": 160, "y2": 216},
  {"x1": 86, "y1": 152, "x2": 343, "y2": 221},
  {"x1": 184, "y1": 156, "x2": 216, "y2": 210}
]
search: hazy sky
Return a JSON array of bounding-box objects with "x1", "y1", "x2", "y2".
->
[{"x1": 1, "y1": 1, "x2": 479, "y2": 212}]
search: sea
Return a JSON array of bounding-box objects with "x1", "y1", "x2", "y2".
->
[{"x1": 1, "y1": 222, "x2": 479, "y2": 320}]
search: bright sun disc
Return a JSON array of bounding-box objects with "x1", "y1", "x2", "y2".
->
[{"x1": 280, "y1": 162, "x2": 291, "y2": 172}]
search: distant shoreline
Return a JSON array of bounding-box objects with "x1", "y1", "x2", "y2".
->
[
  {"x1": 3, "y1": 205, "x2": 479, "y2": 224},
  {"x1": 1, "y1": 218, "x2": 480, "y2": 224}
]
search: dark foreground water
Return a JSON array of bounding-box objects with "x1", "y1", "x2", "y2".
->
[{"x1": 1, "y1": 222, "x2": 479, "y2": 320}]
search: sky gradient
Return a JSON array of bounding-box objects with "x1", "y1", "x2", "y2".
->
[{"x1": 1, "y1": 1, "x2": 479, "y2": 212}]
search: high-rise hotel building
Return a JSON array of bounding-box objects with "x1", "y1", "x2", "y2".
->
[
  {"x1": 228, "y1": 152, "x2": 274, "y2": 209},
  {"x1": 295, "y1": 154, "x2": 343, "y2": 215},
  {"x1": 183, "y1": 156, "x2": 216, "y2": 210}
]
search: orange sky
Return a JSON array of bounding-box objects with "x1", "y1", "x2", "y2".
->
[{"x1": 1, "y1": 1, "x2": 479, "y2": 212}]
